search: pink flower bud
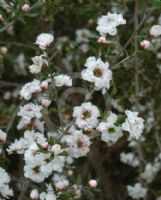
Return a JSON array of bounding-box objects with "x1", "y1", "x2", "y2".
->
[
  {"x1": 41, "y1": 81, "x2": 48, "y2": 90},
  {"x1": 140, "y1": 40, "x2": 150, "y2": 50},
  {"x1": 0, "y1": 135, "x2": 6, "y2": 142},
  {"x1": 21, "y1": 4, "x2": 30, "y2": 13},
  {"x1": 51, "y1": 144, "x2": 61, "y2": 155},
  {"x1": 30, "y1": 189, "x2": 39, "y2": 200},
  {"x1": 97, "y1": 36, "x2": 108, "y2": 44},
  {"x1": 88, "y1": 179, "x2": 97, "y2": 188},
  {"x1": 42, "y1": 142, "x2": 49, "y2": 149}
]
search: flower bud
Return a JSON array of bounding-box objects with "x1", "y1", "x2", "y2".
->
[
  {"x1": 97, "y1": 36, "x2": 108, "y2": 44},
  {"x1": 41, "y1": 81, "x2": 48, "y2": 90},
  {"x1": 51, "y1": 144, "x2": 61, "y2": 155},
  {"x1": 88, "y1": 179, "x2": 97, "y2": 188},
  {"x1": 41, "y1": 142, "x2": 49, "y2": 149},
  {"x1": 0, "y1": 135, "x2": 6, "y2": 142},
  {"x1": 21, "y1": 4, "x2": 30, "y2": 13},
  {"x1": 140, "y1": 40, "x2": 150, "y2": 50},
  {"x1": 30, "y1": 189, "x2": 39, "y2": 200}
]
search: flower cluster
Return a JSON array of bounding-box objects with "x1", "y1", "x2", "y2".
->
[{"x1": 2, "y1": 4, "x2": 161, "y2": 199}]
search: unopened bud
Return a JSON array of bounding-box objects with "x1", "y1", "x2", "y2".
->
[
  {"x1": 22, "y1": 4, "x2": 30, "y2": 13},
  {"x1": 140, "y1": 40, "x2": 150, "y2": 50},
  {"x1": 30, "y1": 189, "x2": 39, "y2": 200},
  {"x1": 97, "y1": 36, "x2": 108, "y2": 44},
  {"x1": 51, "y1": 144, "x2": 61, "y2": 155},
  {"x1": 88, "y1": 179, "x2": 97, "y2": 188},
  {"x1": 41, "y1": 81, "x2": 48, "y2": 90},
  {"x1": 41, "y1": 142, "x2": 49, "y2": 149}
]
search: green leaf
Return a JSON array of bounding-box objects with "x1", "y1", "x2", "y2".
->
[{"x1": 152, "y1": 0, "x2": 161, "y2": 8}]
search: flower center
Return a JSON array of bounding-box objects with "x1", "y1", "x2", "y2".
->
[
  {"x1": 26, "y1": 108, "x2": 33, "y2": 112},
  {"x1": 108, "y1": 127, "x2": 115, "y2": 134},
  {"x1": 33, "y1": 166, "x2": 40, "y2": 173},
  {"x1": 107, "y1": 17, "x2": 115, "y2": 23},
  {"x1": 93, "y1": 68, "x2": 102, "y2": 77},
  {"x1": 82, "y1": 110, "x2": 91, "y2": 119},
  {"x1": 76, "y1": 139, "x2": 83, "y2": 148}
]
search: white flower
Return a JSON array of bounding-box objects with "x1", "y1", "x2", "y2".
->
[
  {"x1": 97, "y1": 36, "x2": 108, "y2": 44},
  {"x1": 98, "y1": 112, "x2": 123, "y2": 145},
  {"x1": 96, "y1": 12, "x2": 126, "y2": 36},
  {"x1": 122, "y1": 110, "x2": 144, "y2": 140},
  {"x1": 62, "y1": 130, "x2": 90, "y2": 158},
  {"x1": 141, "y1": 162, "x2": 161, "y2": 183},
  {"x1": 0, "y1": 129, "x2": 6, "y2": 142},
  {"x1": 36, "y1": 33, "x2": 54, "y2": 49},
  {"x1": 18, "y1": 103, "x2": 42, "y2": 120},
  {"x1": 54, "y1": 74, "x2": 72, "y2": 87},
  {"x1": 29, "y1": 54, "x2": 48, "y2": 74},
  {"x1": 0, "y1": 167, "x2": 13, "y2": 199},
  {"x1": 81, "y1": 56, "x2": 112, "y2": 94},
  {"x1": 140, "y1": 40, "x2": 150, "y2": 50},
  {"x1": 149, "y1": 25, "x2": 161, "y2": 37},
  {"x1": 24, "y1": 150, "x2": 63, "y2": 183},
  {"x1": 127, "y1": 183, "x2": 147, "y2": 199},
  {"x1": 73, "y1": 102, "x2": 100, "y2": 129},
  {"x1": 17, "y1": 103, "x2": 42, "y2": 129},
  {"x1": 120, "y1": 152, "x2": 139, "y2": 167},
  {"x1": 20, "y1": 79, "x2": 41, "y2": 100}
]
